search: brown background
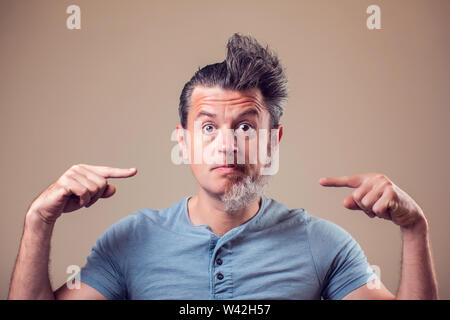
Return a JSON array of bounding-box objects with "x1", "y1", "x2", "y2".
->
[{"x1": 1, "y1": 0, "x2": 449, "y2": 299}]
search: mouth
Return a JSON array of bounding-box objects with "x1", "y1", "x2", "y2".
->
[{"x1": 211, "y1": 164, "x2": 242, "y2": 173}]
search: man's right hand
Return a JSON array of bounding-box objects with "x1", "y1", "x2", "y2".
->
[{"x1": 27, "y1": 164, "x2": 137, "y2": 224}]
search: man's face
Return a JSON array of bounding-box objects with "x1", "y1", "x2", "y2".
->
[{"x1": 177, "y1": 86, "x2": 282, "y2": 200}]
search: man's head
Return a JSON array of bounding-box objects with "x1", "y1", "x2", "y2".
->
[
  {"x1": 176, "y1": 33, "x2": 288, "y2": 212},
  {"x1": 179, "y1": 33, "x2": 288, "y2": 130}
]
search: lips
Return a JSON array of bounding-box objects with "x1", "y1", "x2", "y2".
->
[
  {"x1": 211, "y1": 164, "x2": 244, "y2": 173},
  {"x1": 212, "y1": 164, "x2": 237, "y2": 170}
]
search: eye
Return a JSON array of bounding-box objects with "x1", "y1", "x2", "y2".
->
[
  {"x1": 202, "y1": 124, "x2": 216, "y2": 134},
  {"x1": 236, "y1": 123, "x2": 254, "y2": 133}
]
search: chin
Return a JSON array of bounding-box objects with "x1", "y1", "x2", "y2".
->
[{"x1": 201, "y1": 176, "x2": 243, "y2": 197}]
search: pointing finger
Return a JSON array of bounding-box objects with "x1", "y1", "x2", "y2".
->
[
  {"x1": 79, "y1": 164, "x2": 138, "y2": 179},
  {"x1": 318, "y1": 175, "x2": 364, "y2": 188}
]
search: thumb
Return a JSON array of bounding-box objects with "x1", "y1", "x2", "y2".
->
[
  {"x1": 387, "y1": 199, "x2": 399, "y2": 215},
  {"x1": 343, "y1": 196, "x2": 360, "y2": 210},
  {"x1": 101, "y1": 184, "x2": 116, "y2": 198}
]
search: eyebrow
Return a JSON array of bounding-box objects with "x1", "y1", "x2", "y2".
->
[
  {"x1": 195, "y1": 111, "x2": 216, "y2": 120},
  {"x1": 194, "y1": 108, "x2": 260, "y2": 120},
  {"x1": 236, "y1": 108, "x2": 259, "y2": 119}
]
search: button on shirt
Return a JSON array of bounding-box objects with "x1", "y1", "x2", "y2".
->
[{"x1": 80, "y1": 195, "x2": 376, "y2": 300}]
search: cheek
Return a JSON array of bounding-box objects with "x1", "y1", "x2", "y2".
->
[
  {"x1": 239, "y1": 134, "x2": 270, "y2": 168},
  {"x1": 188, "y1": 133, "x2": 217, "y2": 163},
  {"x1": 190, "y1": 163, "x2": 205, "y2": 178},
  {"x1": 258, "y1": 132, "x2": 273, "y2": 163},
  {"x1": 234, "y1": 134, "x2": 257, "y2": 164},
  {"x1": 190, "y1": 164, "x2": 214, "y2": 188}
]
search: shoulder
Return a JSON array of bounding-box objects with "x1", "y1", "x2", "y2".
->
[
  {"x1": 304, "y1": 213, "x2": 354, "y2": 244},
  {"x1": 97, "y1": 197, "x2": 188, "y2": 246},
  {"x1": 303, "y1": 212, "x2": 371, "y2": 279},
  {"x1": 304, "y1": 213, "x2": 364, "y2": 266},
  {"x1": 301, "y1": 211, "x2": 367, "y2": 269}
]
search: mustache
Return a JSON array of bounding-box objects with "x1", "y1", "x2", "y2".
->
[
  {"x1": 230, "y1": 163, "x2": 254, "y2": 176},
  {"x1": 211, "y1": 162, "x2": 253, "y2": 173}
]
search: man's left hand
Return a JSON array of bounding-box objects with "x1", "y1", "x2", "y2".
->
[{"x1": 319, "y1": 173, "x2": 427, "y2": 229}]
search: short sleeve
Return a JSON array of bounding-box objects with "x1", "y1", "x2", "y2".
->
[
  {"x1": 307, "y1": 216, "x2": 377, "y2": 300},
  {"x1": 79, "y1": 217, "x2": 132, "y2": 300}
]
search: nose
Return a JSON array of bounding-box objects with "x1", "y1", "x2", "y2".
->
[{"x1": 217, "y1": 127, "x2": 237, "y2": 162}]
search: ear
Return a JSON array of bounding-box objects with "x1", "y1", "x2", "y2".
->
[
  {"x1": 176, "y1": 123, "x2": 190, "y2": 161},
  {"x1": 272, "y1": 124, "x2": 283, "y2": 152},
  {"x1": 259, "y1": 124, "x2": 283, "y2": 176},
  {"x1": 276, "y1": 124, "x2": 283, "y2": 143}
]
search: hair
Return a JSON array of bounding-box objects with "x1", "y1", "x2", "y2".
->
[
  {"x1": 221, "y1": 174, "x2": 270, "y2": 212},
  {"x1": 178, "y1": 33, "x2": 288, "y2": 129}
]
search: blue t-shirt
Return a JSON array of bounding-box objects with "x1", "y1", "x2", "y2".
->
[{"x1": 80, "y1": 195, "x2": 376, "y2": 300}]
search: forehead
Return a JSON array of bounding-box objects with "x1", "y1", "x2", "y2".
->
[{"x1": 189, "y1": 86, "x2": 266, "y2": 115}]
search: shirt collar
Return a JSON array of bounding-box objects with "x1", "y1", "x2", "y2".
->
[{"x1": 177, "y1": 194, "x2": 271, "y2": 237}]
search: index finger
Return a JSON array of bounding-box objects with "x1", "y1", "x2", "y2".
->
[
  {"x1": 79, "y1": 164, "x2": 138, "y2": 178},
  {"x1": 318, "y1": 175, "x2": 364, "y2": 188}
]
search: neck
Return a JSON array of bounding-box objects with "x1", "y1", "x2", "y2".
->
[{"x1": 187, "y1": 187, "x2": 262, "y2": 236}]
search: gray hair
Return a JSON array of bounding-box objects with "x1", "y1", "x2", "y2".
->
[
  {"x1": 221, "y1": 174, "x2": 270, "y2": 212},
  {"x1": 178, "y1": 33, "x2": 288, "y2": 129}
]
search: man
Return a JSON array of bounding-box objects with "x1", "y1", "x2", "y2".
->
[{"x1": 8, "y1": 34, "x2": 438, "y2": 300}]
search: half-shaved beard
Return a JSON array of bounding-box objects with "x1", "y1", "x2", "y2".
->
[{"x1": 220, "y1": 171, "x2": 270, "y2": 213}]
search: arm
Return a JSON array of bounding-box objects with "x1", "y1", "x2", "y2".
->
[
  {"x1": 396, "y1": 219, "x2": 438, "y2": 299},
  {"x1": 343, "y1": 217, "x2": 438, "y2": 300},
  {"x1": 8, "y1": 210, "x2": 56, "y2": 299},
  {"x1": 8, "y1": 209, "x2": 107, "y2": 300},
  {"x1": 320, "y1": 173, "x2": 439, "y2": 300},
  {"x1": 8, "y1": 164, "x2": 137, "y2": 300}
]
